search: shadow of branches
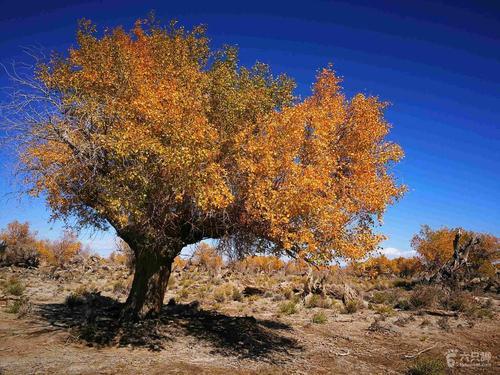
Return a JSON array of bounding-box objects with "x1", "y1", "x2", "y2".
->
[{"x1": 37, "y1": 294, "x2": 301, "y2": 362}]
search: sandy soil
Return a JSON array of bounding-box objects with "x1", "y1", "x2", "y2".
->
[{"x1": 0, "y1": 266, "x2": 498, "y2": 374}]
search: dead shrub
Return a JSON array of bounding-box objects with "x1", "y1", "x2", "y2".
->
[
  {"x1": 442, "y1": 291, "x2": 476, "y2": 313},
  {"x1": 409, "y1": 285, "x2": 445, "y2": 309},
  {"x1": 178, "y1": 288, "x2": 190, "y2": 300},
  {"x1": 112, "y1": 280, "x2": 127, "y2": 295}
]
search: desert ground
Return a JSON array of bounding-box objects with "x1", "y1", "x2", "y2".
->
[{"x1": 0, "y1": 258, "x2": 498, "y2": 375}]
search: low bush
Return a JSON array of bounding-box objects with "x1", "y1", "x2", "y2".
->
[
  {"x1": 279, "y1": 301, "x2": 298, "y2": 315},
  {"x1": 6, "y1": 296, "x2": 31, "y2": 317},
  {"x1": 282, "y1": 287, "x2": 294, "y2": 300},
  {"x1": 395, "y1": 298, "x2": 412, "y2": 310},
  {"x1": 213, "y1": 287, "x2": 226, "y2": 303},
  {"x1": 374, "y1": 304, "x2": 395, "y2": 316},
  {"x1": 474, "y1": 308, "x2": 494, "y2": 319},
  {"x1": 406, "y1": 356, "x2": 446, "y2": 375},
  {"x1": 305, "y1": 294, "x2": 332, "y2": 309},
  {"x1": 4, "y1": 277, "x2": 25, "y2": 296},
  {"x1": 312, "y1": 311, "x2": 328, "y2": 324},
  {"x1": 231, "y1": 286, "x2": 243, "y2": 302},
  {"x1": 344, "y1": 300, "x2": 359, "y2": 314},
  {"x1": 371, "y1": 290, "x2": 400, "y2": 305}
]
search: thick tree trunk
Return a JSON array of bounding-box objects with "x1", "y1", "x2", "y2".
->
[{"x1": 121, "y1": 249, "x2": 174, "y2": 320}]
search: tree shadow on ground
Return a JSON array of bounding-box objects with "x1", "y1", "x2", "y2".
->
[{"x1": 37, "y1": 294, "x2": 301, "y2": 362}]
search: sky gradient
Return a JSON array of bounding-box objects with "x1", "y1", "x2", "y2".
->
[{"x1": 0, "y1": 0, "x2": 499, "y2": 258}]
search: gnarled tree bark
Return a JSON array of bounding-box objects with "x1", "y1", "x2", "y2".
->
[{"x1": 117, "y1": 232, "x2": 183, "y2": 321}]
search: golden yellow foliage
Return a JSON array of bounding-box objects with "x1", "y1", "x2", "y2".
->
[
  {"x1": 172, "y1": 256, "x2": 187, "y2": 271},
  {"x1": 235, "y1": 255, "x2": 285, "y2": 273},
  {"x1": 37, "y1": 230, "x2": 82, "y2": 267},
  {"x1": 13, "y1": 17, "x2": 404, "y2": 266}
]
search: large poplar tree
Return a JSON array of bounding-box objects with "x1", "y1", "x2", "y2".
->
[{"x1": 3, "y1": 17, "x2": 404, "y2": 319}]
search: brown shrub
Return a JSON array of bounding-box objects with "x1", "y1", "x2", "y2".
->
[
  {"x1": 442, "y1": 291, "x2": 476, "y2": 313},
  {"x1": 409, "y1": 285, "x2": 445, "y2": 309}
]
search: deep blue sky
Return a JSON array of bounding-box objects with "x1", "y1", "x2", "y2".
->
[{"x1": 0, "y1": 0, "x2": 499, "y2": 257}]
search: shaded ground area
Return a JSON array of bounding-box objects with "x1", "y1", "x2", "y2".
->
[{"x1": 38, "y1": 294, "x2": 299, "y2": 361}]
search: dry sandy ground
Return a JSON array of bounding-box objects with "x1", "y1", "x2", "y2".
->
[{"x1": 0, "y1": 267, "x2": 498, "y2": 374}]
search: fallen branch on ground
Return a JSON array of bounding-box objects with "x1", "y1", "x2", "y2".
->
[{"x1": 402, "y1": 343, "x2": 438, "y2": 359}]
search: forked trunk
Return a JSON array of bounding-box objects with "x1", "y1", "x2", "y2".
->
[{"x1": 121, "y1": 249, "x2": 174, "y2": 320}]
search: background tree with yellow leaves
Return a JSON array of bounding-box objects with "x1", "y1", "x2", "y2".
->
[
  {"x1": 2, "y1": 17, "x2": 404, "y2": 319},
  {"x1": 411, "y1": 225, "x2": 498, "y2": 279},
  {"x1": 0, "y1": 221, "x2": 41, "y2": 267}
]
